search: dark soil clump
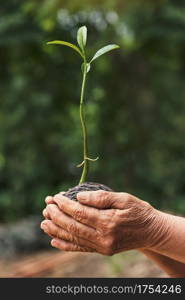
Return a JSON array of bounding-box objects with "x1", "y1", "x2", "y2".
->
[{"x1": 63, "y1": 182, "x2": 112, "y2": 201}]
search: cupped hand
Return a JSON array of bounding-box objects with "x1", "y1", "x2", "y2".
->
[{"x1": 41, "y1": 190, "x2": 164, "y2": 255}]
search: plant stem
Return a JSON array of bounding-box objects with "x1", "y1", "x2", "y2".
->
[{"x1": 79, "y1": 61, "x2": 89, "y2": 184}]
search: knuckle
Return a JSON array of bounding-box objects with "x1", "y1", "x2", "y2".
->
[
  {"x1": 68, "y1": 222, "x2": 77, "y2": 234},
  {"x1": 99, "y1": 211, "x2": 117, "y2": 233},
  {"x1": 123, "y1": 192, "x2": 133, "y2": 202},
  {"x1": 74, "y1": 208, "x2": 85, "y2": 222},
  {"x1": 97, "y1": 190, "x2": 110, "y2": 202},
  {"x1": 64, "y1": 230, "x2": 78, "y2": 243},
  {"x1": 120, "y1": 193, "x2": 136, "y2": 207},
  {"x1": 52, "y1": 225, "x2": 60, "y2": 237},
  {"x1": 61, "y1": 231, "x2": 71, "y2": 242}
]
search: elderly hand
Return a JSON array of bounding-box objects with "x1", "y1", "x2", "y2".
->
[{"x1": 41, "y1": 190, "x2": 167, "y2": 256}]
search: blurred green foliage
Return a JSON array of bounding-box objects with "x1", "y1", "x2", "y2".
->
[{"x1": 0, "y1": 0, "x2": 185, "y2": 222}]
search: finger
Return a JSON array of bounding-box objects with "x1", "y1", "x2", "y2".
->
[
  {"x1": 45, "y1": 196, "x2": 54, "y2": 205},
  {"x1": 45, "y1": 204, "x2": 97, "y2": 241},
  {"x1": 43, "y1": 208, "x2": 51, "y2": 219},
  {"x1": 40, "y1": 220, "x2": 96, "y2": 249},
  {"x1": 40, "y1": 220, "x2": 56, "y2": 238},
  {"x1": 77, "y1": 190, "x2": 129, "y2": 209},
  {"x1": 53, "y1": 194, "x2": 100, "y2": 228},
  {"x1": 45, "y1": 192, "x2": 65, "y2": 205},
  {"x1": 51, "y1": 238, "x2": 95, "y2": 253}
]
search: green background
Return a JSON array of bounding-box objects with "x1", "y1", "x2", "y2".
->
[{"x1": 0, "y1": 0, "x2": 185, "y2": 222}]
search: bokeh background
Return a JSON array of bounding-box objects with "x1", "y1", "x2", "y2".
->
[{"x1": 0, "y1": 0, "x2": 184, "y2": 277}]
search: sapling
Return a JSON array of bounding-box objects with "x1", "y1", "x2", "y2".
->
[{"x1": 47, "y1": 26, "x2": 120, "y2": 200}]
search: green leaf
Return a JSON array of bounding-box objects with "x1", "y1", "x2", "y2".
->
[
  {"x1": 90, "y1": 44, "x2": 120, "y2": 63},
  {"x1": 47, "y1": 40, "x2": 83, "y2": 58},
  {"x1": 86, "y1": 63, "x2": 91, "y2": 73},
  {"x1": 77, "y1": 26, "x2": 87, "y2": 50}
]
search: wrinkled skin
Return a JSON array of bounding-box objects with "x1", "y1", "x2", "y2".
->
[{"x1": 41, "y1": 190, "x2": 166, "y2": 256}]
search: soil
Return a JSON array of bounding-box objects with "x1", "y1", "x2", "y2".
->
[{"x1": 63, "y1": 182, "x2": 112, "y2": 201}]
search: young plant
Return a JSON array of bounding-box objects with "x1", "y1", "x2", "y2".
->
[{"x1": 47, "y1": 26, "x2": 119, "y2": 185}]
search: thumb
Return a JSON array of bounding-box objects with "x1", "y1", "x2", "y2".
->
[{"x1": 77, "y1": 190, "x2": 123, "y2": 209}]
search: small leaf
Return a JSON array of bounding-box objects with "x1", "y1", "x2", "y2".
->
[
  {"x1": 47, "y1": 40, "x2": 83, "y2": 58},
  {"x1": 86, "y1": 63, "x2": 91, "y2": 73},
  {"x1": 77, "y1": 26, "x2": 87, "y2": 50},
  {"x1": 85, "y1": 156, "x2": 99, "y2": 162},
  {"x1": 81, "y1": 63, "x2": 91, "y2": 74},
  {"x1": 90, "y1": 44, "x2": 120, "y2": 63}
]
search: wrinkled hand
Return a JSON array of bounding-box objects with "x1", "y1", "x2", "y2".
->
[{"x1": 41, "y1": 190, "x2": 164, "y2": 256}]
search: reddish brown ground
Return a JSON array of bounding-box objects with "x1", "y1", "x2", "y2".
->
[{"x1": 0, "y1": 250, "x2": 166, "y2": 278}]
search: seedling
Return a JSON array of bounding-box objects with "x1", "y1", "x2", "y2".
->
[{"x1": 47, "y1": 26, "x2": 119, "y2": 198}]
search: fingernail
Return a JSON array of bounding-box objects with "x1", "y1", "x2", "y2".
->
[
  {"x1": 51, "y1": 239, "x2": 57, "y2": 247},
  {"x1": 40, "y1": 221, "x2": 47, "y2": 229},
  {"x1": 45, "y1": 196, "x2": 52, "y2": 203}
]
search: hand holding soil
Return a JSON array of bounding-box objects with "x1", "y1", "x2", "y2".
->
[
  {"x1": 41, "y1": 190, "x2": 185, "y2": 277},
  {"x1": 41, "y1": 190, "x2": 165, "y2": 255}
]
